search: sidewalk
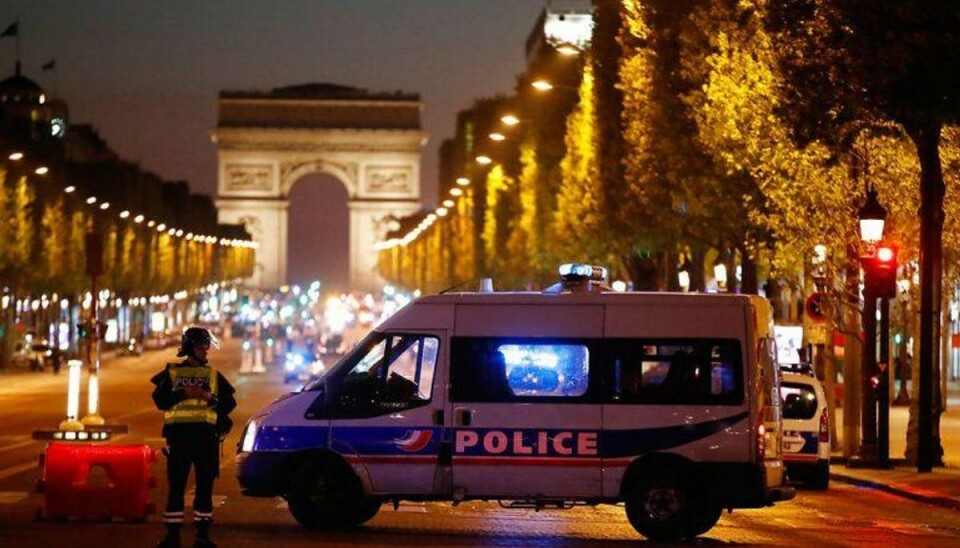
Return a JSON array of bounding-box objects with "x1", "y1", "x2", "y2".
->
[{"x1": 828, "y1": 381, "x2": 960, "y2": 510}]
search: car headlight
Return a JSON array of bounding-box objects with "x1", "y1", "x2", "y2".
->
[{"x1": 241, "y1": 420, "x2": 258, "y2": 452}]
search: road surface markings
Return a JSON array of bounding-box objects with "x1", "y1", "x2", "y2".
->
[
  {"x1": 0, "y1": 461, "x2": 38, "y2": 481},
  {"x1": 395, "y1": 502, "x2": 427, "y2": 513},
  {"x1": 0, "y1": 437, "x2": 35, "y2": 455},
  {"x1": 0, "y1": 491, "x2": 28, "y2": 504}
]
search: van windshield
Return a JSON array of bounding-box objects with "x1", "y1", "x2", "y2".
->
[
  {"x1": 303, "y1": 330, "x2": 384, "y2": 391},
  {"x1": 305, "y1": 330, "x2": 440, "y2": 418}
]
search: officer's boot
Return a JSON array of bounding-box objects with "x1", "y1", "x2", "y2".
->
[
  {"x1": 193, "y1": 520, "x2": 216, "y2": 548},
  {"x1": 156, "y1": 523, "x2": 181, "y2": 548}
]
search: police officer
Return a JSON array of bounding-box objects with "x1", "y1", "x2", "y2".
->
[{"x1": 152, "y1": 327, "x2": 236, "y2": 548}]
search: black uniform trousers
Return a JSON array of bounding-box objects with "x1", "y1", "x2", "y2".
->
[{"x1": 163, "y1": 426, "x2": 219, "y2": 525}]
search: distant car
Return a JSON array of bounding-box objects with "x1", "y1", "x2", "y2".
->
[
  {"x1": 319, "y1": 333, "x2": 344, "y2": 355},
  {"x1": 11, "y1": 340, "x2": 53, "y2": 371},
  {"x1": 143, "y1": 334, "x2": 168, "y2": 350},
  {"x1": 121, "y1": 338, "x2": 143, "y2": 356},
  {"x1": 284, "y1": 345, "x2": 325, "y2": 384},
  {"x1": 780, "y1": 369, "x2": 830, "y2": 489}
]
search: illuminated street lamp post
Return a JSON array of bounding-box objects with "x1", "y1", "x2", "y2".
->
[
  {"x1": 853, "y1": 188, "x2": 886, "y2": 466},
  {"x1": 82, "y1": 228, "x2": 106, "y2": 426}
]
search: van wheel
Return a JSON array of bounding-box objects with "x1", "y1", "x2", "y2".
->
[
  {"x1": 286, "y1": 460, "x2": 376, "y2": 529},
  {"x1": 625, "y1": 469, "x2": 691, "y2": 541},
  {"x1": 809, "y1": 460, "x2": 830, "y2": 490},
  {"x1": 684, "y1": 504, "x2": 722, "y2": 538},
  {"x1": 352, "y1": 496, "x2": 382, "y2": 525}
]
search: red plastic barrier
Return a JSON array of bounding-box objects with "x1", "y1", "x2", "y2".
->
[{"x1": 37, "y1": 442, "x2": 158, "y2": 521}]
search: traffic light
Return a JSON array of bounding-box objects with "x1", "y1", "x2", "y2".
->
[{"x1": 865, "y1": 243, "x2": 898, "y2": 298}]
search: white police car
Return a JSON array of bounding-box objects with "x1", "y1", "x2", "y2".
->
[{"x1": 779, "y1": 364, "x2": 830, "y2": 489}]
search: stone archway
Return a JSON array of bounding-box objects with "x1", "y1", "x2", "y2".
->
[{"x1": 212, "y1": 84, "x2": 425, "y2": 290}]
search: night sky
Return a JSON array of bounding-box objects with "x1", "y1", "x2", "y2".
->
[{"x1": 0, "y1": 1, "x2": 546, "y2": 287}]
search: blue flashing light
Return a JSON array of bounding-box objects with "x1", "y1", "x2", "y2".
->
[{"x1": 558, "y1": 263, "x2": 607, "y2": 282}]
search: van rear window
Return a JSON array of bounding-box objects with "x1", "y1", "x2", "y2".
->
[
  {"x1": 609, "y1": 339, "x2": 743, "y2": 405},
  {"x1": 780, "y1": 383, "x2": 818, "y2": 420}
]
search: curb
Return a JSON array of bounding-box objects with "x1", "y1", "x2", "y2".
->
[{"x1": 830, "y1": 472, "x2": 960, "y2": 511}]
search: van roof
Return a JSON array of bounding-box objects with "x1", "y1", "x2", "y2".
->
[{"x1": 415, "y1": 291, "x2": 761, "y2": 307}]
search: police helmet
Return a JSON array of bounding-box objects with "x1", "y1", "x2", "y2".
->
[{"x1": 177, "y1": 326, "x2": 220, "y2": 358}]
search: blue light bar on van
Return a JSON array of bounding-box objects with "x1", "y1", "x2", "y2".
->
[{"x1": 559, "y1": 263, "x2": 607, "y2": 282}]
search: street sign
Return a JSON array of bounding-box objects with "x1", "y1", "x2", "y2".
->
[{"x1": 807, "y1": 322, "x2": 828, "y2": 345}]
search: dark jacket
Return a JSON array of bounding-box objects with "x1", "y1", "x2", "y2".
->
[{"x1": 151, "y1": 360, "x2": 237, "y2": 440}]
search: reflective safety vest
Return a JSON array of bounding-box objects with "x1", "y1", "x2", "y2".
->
[{"x1": 164, "y1": 365, "x2": 218, "y2": 426}]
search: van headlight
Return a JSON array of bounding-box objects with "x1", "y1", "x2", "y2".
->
[{"x1": 240, "y1": 420, "x2": 258, "y2": 452}]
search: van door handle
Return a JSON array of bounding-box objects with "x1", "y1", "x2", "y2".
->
[
  {"x1": 454, "y1": 407, "x2": 472, "y2": 426},
  {"x1": 432, "y1": 409, "x2": 444, "y2": 425}
]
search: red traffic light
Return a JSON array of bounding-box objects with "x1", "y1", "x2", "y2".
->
[{"x1": 876, "y1": 245, "x2": 896, "y2": 263}]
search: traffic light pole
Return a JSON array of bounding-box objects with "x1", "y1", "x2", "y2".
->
[
  {"x1": 855, "y1": 284, "x2": 878, "y2": 465},
  {"x1": 878, "y1": 295, "x2": 890, "y2": 467}
]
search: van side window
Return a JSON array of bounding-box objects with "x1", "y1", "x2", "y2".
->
[
  {"x1": 609, "y1": 339, "x2": 743, "y2": 405},
  {"x1": 333, "y1": 333, "x2": 440, "y2": 417},
  {"x1": 451, "y1": 338, "x2": 592, "y2": 402}
]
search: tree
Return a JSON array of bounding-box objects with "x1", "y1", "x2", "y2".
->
[
  {"x1": 768, "y1": 0, "x2": 960, "y2": 471},
  {"x1": 554, "y1": 58, "x2": 611, "y2": 266},
  {"x1": 481, "y1": 165, "x2": 513, "y2": 279},
  {"x1": 505, "y1": 143, "x2": 539, "y2": 286},
  {"x1": 40, "y1": 197, "x2": 68, "y2": 290}
]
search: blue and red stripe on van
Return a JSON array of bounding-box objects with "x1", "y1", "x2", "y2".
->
[{"x1": 253, "y1": 411, "x2": 749, "y2": 466}]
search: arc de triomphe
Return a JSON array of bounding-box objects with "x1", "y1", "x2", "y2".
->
[{"x1": 212, "y1": 83, "x2": 425, "y2": 290}]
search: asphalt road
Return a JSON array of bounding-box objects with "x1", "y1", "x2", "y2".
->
[{"x1": 1, "y1": 339, "x2": 959, "y2": 547}]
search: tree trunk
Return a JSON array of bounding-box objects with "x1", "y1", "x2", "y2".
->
[
  {"x1": 906, "y1": 120, "x2": 946, "y2": 471},
  {"x1": 738, "y1": 244, "x2": 758, "y2": 295},
  {"x1": 843, "y1": 244, "x2": 862, "y2": 459},
  {"x1": 906, "y1": 308, "x2": 921, "y2": 463},
  {"x1": 691, "y1": 245, "x2": 706, "y2": 292}
]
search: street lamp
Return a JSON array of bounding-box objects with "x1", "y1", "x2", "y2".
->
[
  {"x1": 855, "y1": 186, "x2": 891, "y2": 467},
  {"x1": 531, "y1": 79, "x2": 554, "y2": 92},
  {"x1": 500, "y1": 114, "x2": 520, "y2": 126},
  {"x1": 858, "y1": 188, "x2": 886, "y2": 243},
  {"x1": 555, "y1": 42, "x2": 582, "y2": 56}
]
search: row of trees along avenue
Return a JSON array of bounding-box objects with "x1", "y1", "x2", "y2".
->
[
  {"x1": 0, "y1": 157, "x2": 256, "y2": 366},
  {"x1": 377, "y1": 1, "x2": 960, "y2": 469}
]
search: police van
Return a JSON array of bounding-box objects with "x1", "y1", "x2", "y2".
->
[{"x1": 236, "y1": 265, "x2": 795, "y2": 541}]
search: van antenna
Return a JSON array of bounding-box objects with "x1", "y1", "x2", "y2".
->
[{"x1": 439, "y1": 278, "x2": 477, "y2": 294}]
